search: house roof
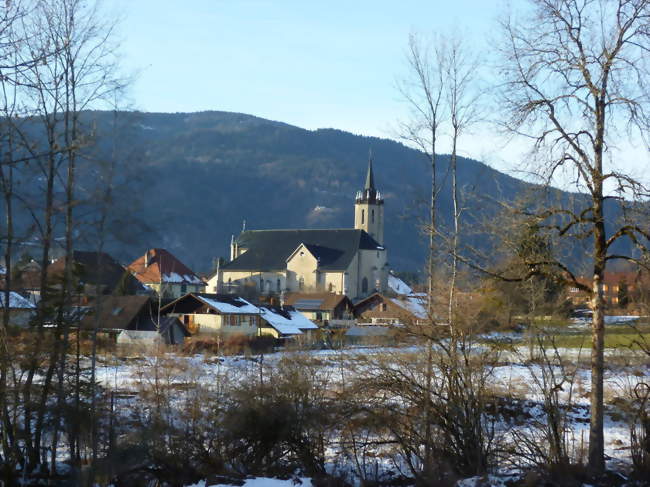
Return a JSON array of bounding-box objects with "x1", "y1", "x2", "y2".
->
[
  {"x1": 160, "y1": 293, "x2": 260, "y2": 315},
  {"x1": 127, "y1": 248, "x2": 203, "y2": 286},
  {"x1": 355, "y1": 292, "x2": 428, "y2": 320},
  {"x1": 387, "y1": 274, "x2": 413, "y2": 295},
  {"x1": 79, "y1": 295, "x2": 152, "y2": 330},
  {"x1": 283, "y1": 292, "x2": 351, "y2": 311},
  {"x1": 49, "y1": 251, "x2": 148, "y2": 295},
  {"x1": 223, "y1": 229, "x2": 383, "y2": 272},
  {"x1": 259, "y1": 305, "x2": 319, "y2": 335},
  {"x1": 0, "y1": 291, "x2": 36, "y2": 310}
]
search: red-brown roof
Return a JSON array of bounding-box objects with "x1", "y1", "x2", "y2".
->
[{"x1": 127, "y1": 249, "x2": 203, "y2": 286}]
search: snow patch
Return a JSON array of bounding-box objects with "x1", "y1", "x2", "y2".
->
[{"x1": 388, "y1": 274, "x2": 412, "y2": 295}]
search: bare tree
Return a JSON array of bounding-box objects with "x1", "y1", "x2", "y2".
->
[
  {"x1": 439, "y1": 35, "x2": 480, "y2": 331},
  {"x1": 396, "y1": 33, "x2": 448, "y2": 475},
  {"x1": 498, "y1": 0, "x2": 650, "y2": 474},
  {"x1": 397, "y1": 33, "x2": 445, "y2": 312}
]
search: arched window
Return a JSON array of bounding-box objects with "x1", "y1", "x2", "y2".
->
[
  {"x1": 362, "y1": 277, "x2": 368, "y2": 294},
  {"x1": 277, "y1": 278, "x2": 281, "y2": 292},
  {"x1": 361, "y1": 209, "x2": 365, "y2": 224}
]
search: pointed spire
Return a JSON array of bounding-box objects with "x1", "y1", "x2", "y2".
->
[{"x1": 365, "y1": 150, "x2": 375, "y2": 191}]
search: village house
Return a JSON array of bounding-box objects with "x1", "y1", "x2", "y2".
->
[
  {"x1": 1, "y1": 259, "x2": 43, "y2": 304},
  {"x1": 49, "y1": 250, "x2": 149, "y2": 296},
  {"x1": 0, "y1": 291, "x2": 37, "y2": 327},
  {"x1": 160, "y1": 293, "x2": 262, "y2": 336},
  {"x1": 354, "y1": 292, "x2": 427, "y2": 325},
  {"x1": 160, "y1": 292, "x2": 319, "y2": 338},
  {"x1": 208, "y1": 160, "x2": 389, "y2": 301},
  {"x1": 127, "y1": 248, "x2": 205, "y2": 299},
  {"x1": 79, "y1": 295, "x2": 189, "y2": 346},
  {"x1": 258, "y1": 305, "x2": 319, "y2": 338},
  {"x1": 282, "y1": 292, "x2": 355, "y2": 325},
  {"x1": 567, "y1": 270, "x2": 639, "y2": 308}
]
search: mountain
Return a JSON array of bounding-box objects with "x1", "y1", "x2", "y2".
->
[{"x1": 7, "y1": 110, "x2": 625, "y2": 275}]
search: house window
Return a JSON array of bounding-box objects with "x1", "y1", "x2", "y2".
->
[
  {"x1": 372, "y1": 209, "x2": 375, "y2": 223},
  {"x1": 229, "y1": 315, "x2": 238, "y2": 326},
  {"x1": 277, "y1": 278, "x2": 281, "y2": 292},
  {"x1": 328, "y1": 283, "x2": 333, "y2": 292},
  {"x1": 362, "y1": 277, "x2": 368, "y2": 294},
  {"x1": 180, "y1": 284, "x2": 187, "y2": 294},
  {"x1": 381, "y1": 303, "x2": 387, "y2": 311},
  {"x1": 299, "y1": 276, "x2": 305, "y2": 290},
  {"x1": 260, "y1": 279, "x2": 264, "y2": 292},
  {"x1": 228, "y1": 278, "x2": 232, "y2": 290},
  {"x1": 361, "y1": 209, "x2": 365, "y2": 224}
]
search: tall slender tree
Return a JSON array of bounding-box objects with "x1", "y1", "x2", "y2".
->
[{"x1": 498, "y1": 0, "x2": 650, "y2": 474}]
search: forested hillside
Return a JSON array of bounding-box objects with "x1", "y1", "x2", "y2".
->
[{"x1": 11, "y1": 110, "x2": 615, "y2": 273}]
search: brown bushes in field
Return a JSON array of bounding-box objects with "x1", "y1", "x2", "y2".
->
[{"x1": 181, "y1": 334, "x2": 278, "y2": 356}]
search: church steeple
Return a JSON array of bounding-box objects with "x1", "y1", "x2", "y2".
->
[
  {"x1": 354, "y1": 152, "x2": 384, "y2": 245},
  {"x1": 365, "y1": 158, "x2": 375, "y2": 191},
  {"x1": 357, "y1": 153, "x2": 382, "y2": 205}
]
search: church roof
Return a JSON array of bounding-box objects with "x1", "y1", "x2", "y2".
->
[
  {"x1": 224, "y1": 229, "x2": 383, "y2": 272},
  {"x1": 365, "y1": 159, "x2": 375, "y2": 191}
]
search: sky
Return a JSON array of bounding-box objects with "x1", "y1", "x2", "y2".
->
[{"x1": 112, "y1": 0, "x2": 648, "y2": 189}]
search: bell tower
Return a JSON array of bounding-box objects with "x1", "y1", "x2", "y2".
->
[{"x1": 354, "y1": 156, "x2": 384, "y2": 245}]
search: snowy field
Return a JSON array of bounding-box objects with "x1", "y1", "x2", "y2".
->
[{"x1": 88, "y1": 340, "x2": 649, "y2": 486}]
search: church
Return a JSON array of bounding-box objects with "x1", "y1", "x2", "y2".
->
[{"x1": 208, "y1": 161, "x2": 389, "y2": 301}]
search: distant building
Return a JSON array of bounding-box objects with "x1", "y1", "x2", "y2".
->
[
  {"x1": 160, "y1": 292, "x2": 318, "y2": 338},
  {"x1": 161, "y1": 293, "x2": 262, "y2": 336},
  {"x1": 79, "y1": 295, "x2": 189, "y2": 346},
  {"x1": 0, "y1": 291, "x2": 37, "y2": 327},
  {"x1": 49, "y1": 250, "x2": 149, "y2": 296},
  {"x1": 127, "y1": 248, "x2": 204, "y2": 299},
  {"x1": 567, "y1": 270, "x2": 639, "y2": 307},
  {"x1": 209, "y1": 160, "x2": 388, "y2": 301},
  {"x1": 354, "y1": 292, "x2": 427, "y2": 325},
  {"x1": 282, "y1": 292, "x2": 355, "y2": 324}
]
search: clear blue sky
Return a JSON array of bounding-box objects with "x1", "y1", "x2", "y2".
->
[{"x1": 114, "y1": 1, "x2": 502, "y2": 150}]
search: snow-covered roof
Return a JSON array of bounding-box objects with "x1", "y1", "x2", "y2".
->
[
  {"x1": 390, "y1": 295, "x2": 427, "y2": 319},
  {"x1": 259, "y1": 306, "x2": 319, "y2": 336},
  {"x1": 0, "y1": 291, "x2": 36, "y2": 309},
  {"x1": 162, "y1": 272, "x2": 204, "y2": 285},
  {"x1": 194, "y1": 295, "x2": 259, "y2": 314},
  {"x1": 388, "y1": 274, "x2": 413, "y2": 295}
]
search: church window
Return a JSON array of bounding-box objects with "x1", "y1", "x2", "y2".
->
[
  {"x1": 372, "y1": 209, "x2": 375, "y2": 223},
  {"x1": 362, "y1": 277, "x2": 368, "y2": 294},
  {"x1": 361, "y1": 209, "x2": 365, "y2": 224}
]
